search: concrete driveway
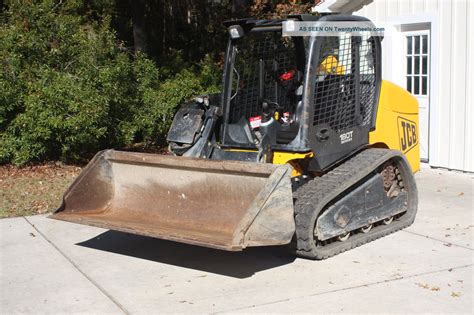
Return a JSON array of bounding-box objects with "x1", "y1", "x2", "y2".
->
[{"x1": 1, "y1": 167, "x2": 473, "y2": 314}]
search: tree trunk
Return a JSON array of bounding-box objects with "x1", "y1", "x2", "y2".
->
[{"x1": 130, "y1": 0, "x2": 147, "y2": 53}]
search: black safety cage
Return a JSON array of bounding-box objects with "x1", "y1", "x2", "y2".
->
[{"x1": 220, "y1": 14, "x2": 382, "y2": 170}]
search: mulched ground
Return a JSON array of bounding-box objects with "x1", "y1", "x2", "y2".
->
[{"x1": 0, "y1": 163, "x2": 82, "y2": 218}]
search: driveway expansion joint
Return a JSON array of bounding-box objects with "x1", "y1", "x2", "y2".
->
[
  {"x1": 23, "y1": 217, "x2": 130, "y2": 315},
  {"x1": 211, "y1": 264, "x2": 473, "y2": 314},
  {"x1": 402, "y1": 229, "x2": 474, "y2": 251}
]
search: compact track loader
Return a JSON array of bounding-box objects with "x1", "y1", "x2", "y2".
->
[{"x1": 52, "y1": 14, "x2": 420, "y2": 259}]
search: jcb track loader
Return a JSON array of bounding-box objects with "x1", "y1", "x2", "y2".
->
[{"x1": 52, "y1": 14, "x2": 420, "y2": 259}]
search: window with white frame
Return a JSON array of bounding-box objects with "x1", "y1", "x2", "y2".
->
[{"x1": 406, "y1": 34, "x2": 429, "y2": 96}]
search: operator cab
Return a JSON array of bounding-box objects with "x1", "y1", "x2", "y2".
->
[
  {"x1": 219, "y1": 15, "x2": 382, "y2": 169},
  {"x1": 168, "y1": 14, "x2": 382, "y2": 170}
]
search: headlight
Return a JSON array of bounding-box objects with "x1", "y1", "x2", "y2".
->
[{"x1": 228, "y1": 25, "x2": 244, "y2": 39}]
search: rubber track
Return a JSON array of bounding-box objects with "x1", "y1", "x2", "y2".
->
[{"x1": 294, "y1": 148, "x2": 417, "y2": 260}]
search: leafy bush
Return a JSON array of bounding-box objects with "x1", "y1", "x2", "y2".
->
[{"x1": 0, "y1": 1, "x2": 221, "y2": 165}]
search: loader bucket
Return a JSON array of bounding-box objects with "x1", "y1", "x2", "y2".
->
[{"x1": 51, "y1": 150, "x2": 295, "y2": 251}]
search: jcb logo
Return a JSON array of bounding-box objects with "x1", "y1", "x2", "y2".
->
[{"x1": 398, "y1": 117, "x2": 418, "y2": 153}]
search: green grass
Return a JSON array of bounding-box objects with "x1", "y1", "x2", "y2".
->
[{"x1": 0, "y1": 164, "x2": 81, "y2": 218}]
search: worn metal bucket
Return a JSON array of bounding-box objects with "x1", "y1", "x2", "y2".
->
[{"x1": 51, "y1": 150, "x2": 295, "y2": 250}]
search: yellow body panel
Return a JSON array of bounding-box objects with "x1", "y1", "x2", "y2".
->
[
  {"x1": 369, "y1": 80, "x2": 420, "y2": 172},
  {"x1": 273, "y1": 151, "x2": 313, "y2": 177}
]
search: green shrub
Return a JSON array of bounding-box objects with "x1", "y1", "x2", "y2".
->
[
  {"x1": 131, "y1": 54, "x2": 221, "y2": 145},
  {"x1": 0, "y1": 1, "x2": 222, "y2": 165}
]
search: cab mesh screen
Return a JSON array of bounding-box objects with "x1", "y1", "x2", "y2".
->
[
  {"x1": 313, "y1": 35, "x2": 377, "y2": 132},
  {"x1": 229, "y1": 32, "x2": 298, "y2": 123}
]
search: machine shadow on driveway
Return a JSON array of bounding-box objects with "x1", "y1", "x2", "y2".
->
[{"x1": 77, "y1": 230, "x2": 296, "y2": 279}]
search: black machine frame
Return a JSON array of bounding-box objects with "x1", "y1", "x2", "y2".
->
[{"x1": 220, "y1": 14, "x2": 383, "y2": 170}]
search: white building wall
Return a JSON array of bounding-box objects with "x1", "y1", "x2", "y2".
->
[{"x1": 353, "y1": 0, "x2": 473, "y2": 172}]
